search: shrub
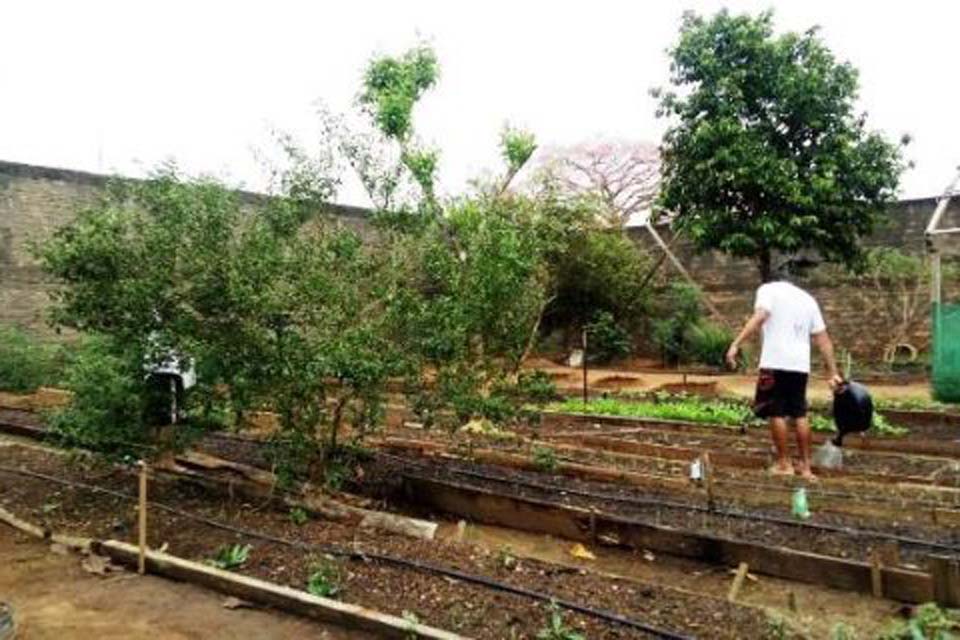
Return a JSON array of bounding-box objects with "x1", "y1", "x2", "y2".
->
[
  {"x1": 532, "y1": 445, "x2": 558, "y2": 472},
  {"x1": 514, "y1": 370, "x2": 560, "y2": 404},
  {"x1": 685, "y1": 321, "x2": 742, "y2": 369},
  {"x1": 585, "y1": 311, "x2": 632, "y2": 364},
  {"x1": 650, "y1": 283, "x2": 703, "y2": 365},
  {"x1": 47, "y1": 335, "x2": 151, "y2": 457},
  {"x1": 548, "y1": 231, "x2": 652, "y2": 333},
  {"x1": 0, "y1": 325, "x2": 61, "y2": 392}
]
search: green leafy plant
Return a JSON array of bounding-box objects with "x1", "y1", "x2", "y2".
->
[
  {"x1": 809, "y1": 412, "x2": 908, "y2": 437},
  {"x1": 586, "y1": 310, "x2": 632, "y2": 364},
  {"x1": 536, "y1": 602, "x2": 584, "y2": 640},
  {"x1": 878, "y1": 602, "x2": 959, "y2": 639},
  {"x1": 651, "y1": 282, "x2": 704, "y2": 366},
  {"x1": 208, "y1": 544, "x2": 251, "y2": 570},
  {"x1": 514, "y1": 370, "x2": 560, "y2": 405},
  {"x1": 546, "y1": 230, "x2": 652, "y2": 341},
  {"x1": 306, "y1": 559, "x2": 342, "y2": 599},
  {"x1": 496, "y1": 546, "x2": 519, "y2": 571},
  {"x1": 531, "y1": 445, "x2": 559, "y2": 472},
  {"x1": 551, "y1": 396, "x2": 911, "y2": 438},
  {"x1": 551, "y1": 396, "x2": 754, "y2": 427},
  {"x1": 289, "y1": 507, "x2": 309, "y2": 526},
  {"x1": 685, "y1": 321, "x2": 741, "y2": 370},
  {"x1": 765, "y1": 615, "x2": 788, "y2": 640},
  {"x1": 47, "y1": 335, "x2": 154, "y2": 458},
  {"x1": 402, "y1": 611, "x2": 421, "y2": 639},
  {"x1": 0, "y1": 325, "x2": 62, "y2": 393},
  {"x1": 830, "y1": 622, "x2": 859, "y2": 640}
]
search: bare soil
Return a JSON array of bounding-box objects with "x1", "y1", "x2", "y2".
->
[
  {"x1": 0, "y1": 441, "x2": 783, "y2": 640},
  {"x1": 0, "y1": 526, "x2": 359, "y2": 639},
  {"x1": 528, "y1": 362, "x2": 937, "y2": 405},
  {"x1": 370, "y1": 448, "x2": 960, "y2": 565}
]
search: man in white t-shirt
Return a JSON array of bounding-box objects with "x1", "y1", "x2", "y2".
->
[{"x1": 725, "y1": 272, "x2": 842, "y2": 479}]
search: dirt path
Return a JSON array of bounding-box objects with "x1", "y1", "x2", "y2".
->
[
  {"x1": 530, "y1": 360, "x2": 934, "y2": 403},
  {"x1": 0, "y1": 529, "x2": 362, "y2": 640}
]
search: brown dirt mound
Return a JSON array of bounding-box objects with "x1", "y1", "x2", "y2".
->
[
  {"x1": 655, "y1": 381, "x2": 719, "y2": 398},
  {"x1": 594, "y1": 375, "x2": 643, "y2": 389}
]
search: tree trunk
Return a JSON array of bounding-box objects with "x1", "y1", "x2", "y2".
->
[{"x1": 758, "y1": 249, "x2": 772, "y2": 283}]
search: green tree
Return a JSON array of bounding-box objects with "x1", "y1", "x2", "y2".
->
[
  {"x1": 654, "y1": 10, "x2": 907, "y2": 281},
  {"x1": 37, "y1": 164, "x2": 404, "y2": 479}
]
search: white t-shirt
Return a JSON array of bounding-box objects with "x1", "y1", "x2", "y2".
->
[{"x1": 755, "y1": 281, "x2": 826, "y2": 373}]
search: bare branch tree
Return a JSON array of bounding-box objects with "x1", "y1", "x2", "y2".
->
[{"x1": 525, "y1": 139, "x2": 661, "y2": 226}]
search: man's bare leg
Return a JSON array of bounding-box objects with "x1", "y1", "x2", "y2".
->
[
  {"x1": 769, "y1": 417, "x2": 792, "y2": 473},
  {"x1": 794, "y1": 416, "x2": 815, "y2": 479}
]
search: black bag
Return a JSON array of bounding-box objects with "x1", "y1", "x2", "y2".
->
[{"x1": 831, "y1": 380, "x2": 873, "y2": 445}]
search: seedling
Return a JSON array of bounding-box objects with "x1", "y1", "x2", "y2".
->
[
  {"x1": 830, "y1": 622, "x2": 859, "y2": 640},
  {"x1": 878, "y1": 602, "x2": 959, "y2": 639},
  {"x1": 306, "y1": 559, "x2": 342, "y2": 599},
  {"x1": 289, "y1": 506, "x2": 309, "y2": 526},
  {"x1": 496, "y1": 546, "x2": 518, "y2": 571},
  {"x1": 402, "y1": 611, "x2": 420, "y2": 639},
  {"x1": 207, "y1": 543, "x2": 251, "y2": 570},
  {"x1": 532, "y1": 445, "x2": 558, "y2": 473},
  {"x1": 536, "y1": 602, "x2": 584, "y2": 640},
  {"x1": 40, "y1": 500, "x2": 60, "y2": 515}
]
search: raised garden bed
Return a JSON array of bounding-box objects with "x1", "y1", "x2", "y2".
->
[{"x1": 0, "y1": 441, "x2": 783, "y2": 639}]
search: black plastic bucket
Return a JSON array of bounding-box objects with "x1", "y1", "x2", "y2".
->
[{"x1": 831, "y1": 380, "x2": 873, "y2": 446}]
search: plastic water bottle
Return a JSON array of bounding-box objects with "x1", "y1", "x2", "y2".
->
[{"x1": 791, "y1": 487, "x2": 811, "y2": 520}]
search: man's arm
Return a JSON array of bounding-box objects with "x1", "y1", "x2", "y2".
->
[
  {"x1": 812, "y1": 331, "x2": 844, "y2": 390},
  {"x1": 725, "y1": 309, "x2": 768, "y2": 369}
]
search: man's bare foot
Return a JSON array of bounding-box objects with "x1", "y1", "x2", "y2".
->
[
  {"x1": 768, "y1": 463, "x2": 795, "y2": 477},
  {"x1": 796, "y1": 465, "x2": 818, "y2": 482}
]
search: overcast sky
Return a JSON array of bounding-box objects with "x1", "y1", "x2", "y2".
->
[{"x1": 2, "y1": 1, "x2": 958, "y2": 206}]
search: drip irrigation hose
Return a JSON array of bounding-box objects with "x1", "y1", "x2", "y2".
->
[
  {"x1": 376, "y1": 452, "x2": 960, "y2": 553},
  {"x1": 0, "y1": 464, "x2": 691, "y2": 640},
  {"x1": 387, "y1": 433, "x2": 957, "y2": 508}
]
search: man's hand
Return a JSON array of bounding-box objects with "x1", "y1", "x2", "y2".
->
[
  {"x1": 725, "y1": 343, "x2": 739, "y2": 370},
  {"x1": 827, "y1": 373, "x2": 844, "y2": 392}
]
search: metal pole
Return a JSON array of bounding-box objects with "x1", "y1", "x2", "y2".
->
[
  {"x1": 932, "y1": 253, "x2": 942, "y2": 305},
  {"x1": 138, "y1": 461, "x2": 148, "y2": 575},
  {"x1": 581, "y1": 328, "x2": 588, "y2": 407}
]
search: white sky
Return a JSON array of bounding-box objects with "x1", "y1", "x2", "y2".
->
[{"x1": 2, "y1": 1, "x2": 958, "y2": 206}]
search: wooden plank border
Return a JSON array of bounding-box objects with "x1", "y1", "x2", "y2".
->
[
  {"x1": 404, "y1": 475, "x2": 936, "y2": 604},
  {"x1": 541, "y1": 411, "x2": 960, "y2": 458},
  {"x1": 98, "y1": 540, "x2": 465, "y2": 639}
]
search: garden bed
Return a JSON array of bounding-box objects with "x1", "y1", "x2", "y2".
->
[
  {"x1": 0, "y1": 441, "x2": 782, "y2": 639},
  {"x1": 369, "y1": 442, "x2": 960, "y2": 567}
]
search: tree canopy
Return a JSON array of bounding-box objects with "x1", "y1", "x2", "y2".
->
[{"x1": 654, "y1": 9, "x2": 907, "y2": 280}]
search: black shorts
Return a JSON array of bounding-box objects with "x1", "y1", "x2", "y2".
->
[{"x1": 753, "y1": 369, "x2": 808, "y2": 419}]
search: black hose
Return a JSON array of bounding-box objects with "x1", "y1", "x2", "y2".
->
[
  {"x1": 0, "y1": 463, "x2": 691, "y2": 640},
  {"x1": 376, "y1": 452, "x2": 960, "y2": 553}
]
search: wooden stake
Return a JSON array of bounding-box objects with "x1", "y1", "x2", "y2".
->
[
  {"x1": 728, "y1": 562, "x2": 749, "y2": 602},
  {"x1": 930, "y1": 554, "x2": 960, "y2": 608},
  {"x1": 138, "y1": 460, "x2": 148, "y2": 575},
  {"x1": 581, "y1": 329, "x2": 588, "y2": 407},
  {"x1": 877, "y1": 541, "x2": 900, "y2": 567},
  {"x1": 703, "y1": 452, "x2": 714, "y2": 510},
  {"x1": 871, "y1": 548, "x2": 884, "y2": 598}
]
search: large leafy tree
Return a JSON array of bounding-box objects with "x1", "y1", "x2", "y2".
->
[
  {"x1": 654, "y1": 10, "x2": 907, "y2": 280},
  {"x1": 37, "y1": 164, "x2": 407, "y2": 479}
]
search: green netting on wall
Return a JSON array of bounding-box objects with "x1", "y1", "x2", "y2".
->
[{"x1": 932, "y1": 302, "x2": 960, "y2": 403}]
